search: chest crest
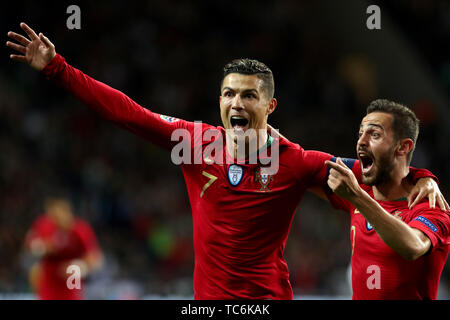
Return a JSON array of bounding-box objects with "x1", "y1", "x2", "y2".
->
[{"x1": 254, "y1": 167, "x2": 275, "y2": 192}]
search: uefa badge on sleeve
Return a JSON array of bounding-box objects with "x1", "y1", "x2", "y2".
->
[
  {"x1": 228, "y1": 165, "x2": 243, "y2": 186},
  {"x1": 160, "y1": 115, "x2": 180, "y2": 123}
]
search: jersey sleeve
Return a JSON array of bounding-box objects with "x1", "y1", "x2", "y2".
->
[
  {"x1": 300, "y1": 152, "x2": 361, "y2": 185},
  {"x1": 299, "y1": 152, "x2": 361, "y2": 212},
  {"x1": 298, "y1": 150, "x2": 333, "y2": 187},
  {"x1": 41, "y1": 54, "x2": 195, "y2": 151},
  {"x1": 408, "y1": 205, "x2": 450, "y2": 250}
]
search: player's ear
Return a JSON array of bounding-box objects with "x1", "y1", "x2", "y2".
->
[
  {"x1": 396, "y1": 138, "x2": 414, "y2": 157},
  {"x1": 266, "y1": 98, "x2": 277, "y2": 116}
]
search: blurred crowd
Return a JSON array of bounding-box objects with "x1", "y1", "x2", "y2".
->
[{"x1": 0, "y1": 0, "x2": 449, "y2": 299}]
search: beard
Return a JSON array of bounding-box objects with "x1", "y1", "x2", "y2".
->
[{"x1": 361, "y1": 146, "x2": 396, "y2": 186}]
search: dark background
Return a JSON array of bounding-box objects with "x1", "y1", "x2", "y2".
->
[{"x1": 0, "y1": 0, "x2": 449, "y2": 299}]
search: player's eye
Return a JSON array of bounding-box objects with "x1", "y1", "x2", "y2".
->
[{"x1": 223, "y1": 91, "x2": 233, "y2": 97}]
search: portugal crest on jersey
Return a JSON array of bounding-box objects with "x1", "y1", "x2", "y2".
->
[{"x1": 255, "y1": 167, "x2": 274, "y2": 192}]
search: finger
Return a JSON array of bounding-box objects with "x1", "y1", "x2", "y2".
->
[
  {"x1": 409, "y1": 189, "x2": 426, "y2": 209},
  {"x1": 7, "y1": 31, "x2": 30, "y2": 46},
  {"x1": 437, "y1": 195, "x2": 450, "y2": 212},
  {"x1": 6, "y1": 41, "x2": 26, "y2": 54},
  {"x1": 336, "y1": 157, "x2": 345, "y2": 166},
  {"x1": 328, "y1": 168, "x2": 341, "y2": 179},
  {"x1": 327, "y1": 177, "x2": 336, "y2": 190},
  {"x1": 325, "y1": 159, "x2": 348, "y2": 175},
  {"x1": 39, "y1": 33, "x2": 54, "y2": 49},
  {"x1": 407, "y1": 190, "x2": 418, "y2": 207},
  {"x1": 10, "y1": 54, "x2": 27, "y2": 63},
  {"x1": 436, "y1": 195, "x2": 446, "y2": 211},
  {"x1": 428, "y1": 193, "x2": 436, "y2": 209},
  {"x1": 20, "y1": 22, "x2": 39, "y2": 40}
]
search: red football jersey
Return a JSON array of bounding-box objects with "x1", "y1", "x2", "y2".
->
[
  {"x1": 26, "y1": 215, "x2": 100, "y2": 300},
  {"x1": 41, "y1": 54, "x2": 437, "y2": 299},
  {"x1": 328, "y1": 186, "x2": 450, "y2": 299}
]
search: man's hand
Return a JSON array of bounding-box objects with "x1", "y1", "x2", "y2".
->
[
  {"x1": 325, "y1": 157, "x2": 362, "y2": 201},
  {"x1": 6, "y1": 22, "x2": 56, "y2": 71},
  {"x1": 408, "y1": 178, "x2": 450, "y2": 211}
]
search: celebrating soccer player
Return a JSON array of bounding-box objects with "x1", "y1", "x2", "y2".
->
[
  {"x1": 25, "y1": 197, "x2": 103, "y2": 300},
  {"x1": 7, "y1": 23, "x2": 448, "y2": 299},
  {"x1": 325, "y1": 100, "x2": 450, "y2": 299}
]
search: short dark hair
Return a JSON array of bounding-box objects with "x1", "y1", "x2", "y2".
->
[
  {"x1": 366, "y1": 99, "x2": 420, "y2": 164},
  {"x1": 221, "y1": 58, "x2": 275, "y2": 99}
]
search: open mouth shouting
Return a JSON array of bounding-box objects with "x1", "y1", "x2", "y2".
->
[
  {"x1": 230, "y1": 115, "x2": 250, "y2": 134},
  {"x1": 358, "y1": 150, "x2": 375, "y2": 175}
]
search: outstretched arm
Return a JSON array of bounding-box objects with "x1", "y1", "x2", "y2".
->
[{"x1": 7, "y1": 23, "x2": 193, "y2": 151}]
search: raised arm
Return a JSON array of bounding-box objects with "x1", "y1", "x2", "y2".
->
[{"x1": 7, "y1": 22, "x2": 193, "y2": 151}]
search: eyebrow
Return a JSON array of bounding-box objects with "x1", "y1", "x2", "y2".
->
[
  {"x1": 360, "y1": 123, "x2": 384, "y2": 131},
  {"x1": 222, "y1": 87, "x2": 259, "y2": 94}
]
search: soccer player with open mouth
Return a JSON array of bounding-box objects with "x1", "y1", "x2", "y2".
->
[{"x1": 7, "y1": 22, "x2": 448, "y2": 300}]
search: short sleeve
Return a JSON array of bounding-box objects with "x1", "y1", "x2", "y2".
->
[{"x1": 408, "y1": 206, "x2": 450, "y2": 250}]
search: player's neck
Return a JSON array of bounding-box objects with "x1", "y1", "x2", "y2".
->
[
  {"x1": 226, "y1": 128, "x2": 268, "y2": 160},
  {"x1": 372, "y1": 164, "x2": 411, "y2": 201}
]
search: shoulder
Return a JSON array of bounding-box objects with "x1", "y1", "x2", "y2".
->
[
  {"x1": 411, "y1": 201, "x2": 449, "y2": 217},
  {"x1": 410, "y1": 202, "x2": 450, "y2": 232}
]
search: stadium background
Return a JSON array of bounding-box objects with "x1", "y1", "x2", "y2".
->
[{"x1": 0, "y1": 0, "x2": 449, "y2": 299}]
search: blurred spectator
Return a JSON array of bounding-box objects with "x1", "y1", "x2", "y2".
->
[{"x1": 24, "y1": 197, "x2": 103, "y2": 299}]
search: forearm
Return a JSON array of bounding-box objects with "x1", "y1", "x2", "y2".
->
[{"x1": 350, "y1": 191, "x2": 428, "y2": 260}]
